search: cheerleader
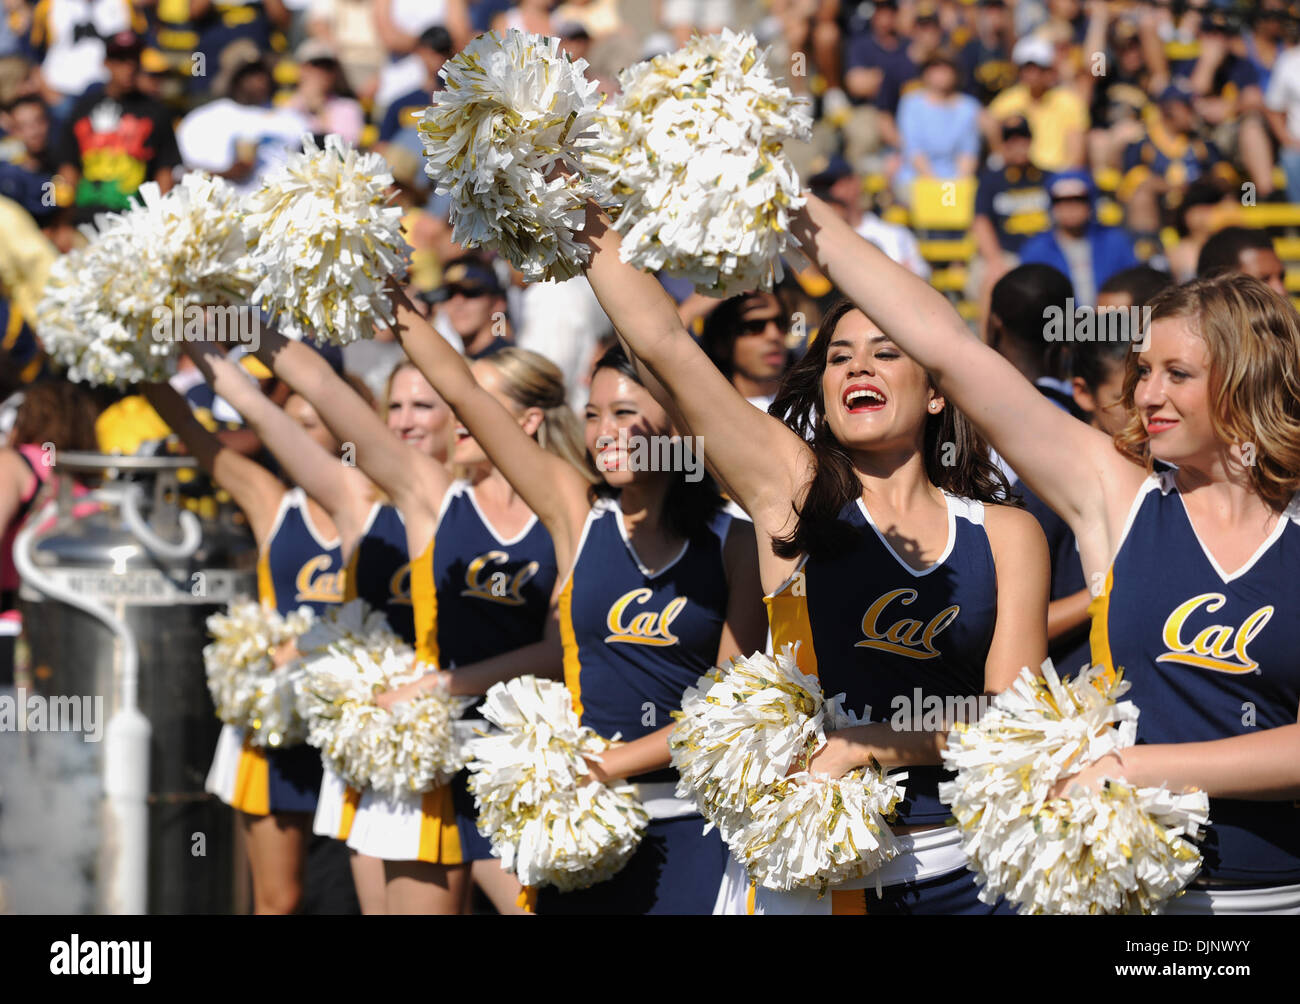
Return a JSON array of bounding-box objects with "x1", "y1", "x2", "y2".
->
[
  {"x1": 377, "y1": 286, "x2": 769, "y2": 914},
  {"x1": 787, "y1": 192, "x2": 1300, "y2": 913},
  {"x1": 170, "y1": 341, "x2": 425, "y2": 915},
  {"x1": 251, "y1": 327, "x2": 586, "y2": 914},
  {"x1": 573, "y1": 204, "x2": 1050, "y2": 914},
  {"x1": 143, "y1": 376, "x2": 346, "y2": 915}
]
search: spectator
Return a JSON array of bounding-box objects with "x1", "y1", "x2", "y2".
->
[
  {"x1": 1083, "y1": 9, "x2": 1169, "y2": 172},
  {"x1": 987, "y1": 33, "x2": 1088, "y2": 172},
  {"x1": 1165, "y1": 178, "x2": 1236, "y2": 283},
  {"x1": 28, "y1": 0, "x2": 136, "y2": 115},
  {"x1": 284, "y1": 39, "x2": 364, "y2": 145},
  {"x1": 378, "y1": 25, "x2": 452, "y2": 143},
  {"x1": 54, "y1": 32, "x2": 181, "y2": 222},
  {"x1": 1266, "y1": 34, "x2": 1300, "y2": 205},
  {"x1": 1246, "y1": 0, "x2": 1290, "y2": 95},
  {"x1": 844, "y1": 0, "x2": 914, "y2": 147},
  {"x1": 492, "y1": 0, "x2": 558, "y2": 37},
  {"x1": 810, "y1": 153, "x2": 931, "y2": 279},
  {"x1": 372, "y1": 0, "x2": 469, "y2": 113},
  {"x1": 305, "y1": 0, "x2": 388, "y2": 101},
  {"x1": 1118, "y1": 84, "x2": 1233, "y2": 237},
  {"x1": 433, "y1": 256, "x2": 511, "y2": 359},
  {"x1": 772, "y1": 0, "x2": 845, "y2": 111},
  {"x1": 894, "y1": 50, "x2": 981, "y2": 203},
  {"x1": 1019, "y1": 170, "x2": 1138, "y2": 308},
  {"x1": 958, "y1": 0, "x2": 1017, "y2": 106},
  {"x1": 516, "y1": 270, "x2": 612, "y2": 408},
  {"x1": 1195, "y1": 226, "x2": 1287, "y2": 296},
  {"x1": 905, "y1": 2, "x2": 947, "y2": 76},
  {"x1": 972, "y1": 115, "x2": 1051, "y2": 296},
  {"x1": 175, "y1": 39, "x2": 310, "y2": 193},
  {"x1": 657, "y1": 0, "x2": 734, "y2": 49},
  {"x1": 1187, "y1": 6, "x2": 1276, "y2": 201},
  {"x1": 699, "y1": 291, "x2": 793, "y2": 413}
]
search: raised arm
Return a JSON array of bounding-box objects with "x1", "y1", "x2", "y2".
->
[
  {"x1": 386, "y1": 286, "x2": 592, "y2": 565},
  {"x1": 788, "y1": 193, "x2": 1142, "y2": 545},
  {"x1": 179, "y1": 341, "x2": 376, "y2": 554},
  {"x1": 252, "y1": 326, "x2": 451, "y2": 550},
  {"x1": 142, "y1": 382, "x2": 286, "y2": 545},
  {"x1": 578, "y1": 204, "x2": 814, "y2": 548}
]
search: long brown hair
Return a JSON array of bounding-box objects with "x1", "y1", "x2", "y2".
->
[
  {"x1": 1115, "y1": 273, "x2": 1300, "y2": 512},
  {"x1": 10, "y1": 380, "x2": 100, "y2": 453},
  {"x1": 769, "y1": 300, "x2": 1015, "y2": 560}
]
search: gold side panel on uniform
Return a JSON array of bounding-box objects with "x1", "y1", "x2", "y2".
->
[
  {"x1": 764, "y1": 570, "x2": 819, "y2": 678},
  {"x1": 417, "y1": 785, "x2": 463, "y2": 864},
  {"x1": 1087, "y1": 567, "x2": 1117, "y2": 687},
  {"x1": 410, "y1": 536, "x2": 440, "y2": 665},
  {"x1": 231, "y1": 739, "x2": 270, "y2": 816},
  {"x1": 557, "y1": 577, "x2": 585, "y2": 722}
]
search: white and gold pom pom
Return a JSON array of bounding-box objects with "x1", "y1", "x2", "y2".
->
[
  {"x1": 35, "y1": 173, "x2": 253, "y2": 386},
  {"x1": 243, "y1": 134, "x2": 410, "y2": 344},
  {"x1": 203, "y1": 599, "x2": 315, "y2": 747},
  {"x1": 939, "y1": 660, "x2": 1210, "y2": 914},
  {"x1": 296, "y1": 599, "x2": 469, "y2": 793},
  {"x1": 670, "y1": 644, "x2": 831, "y2": 842},
  {"x1": 418, "y1": 29, "x2": 605, "y2": 282},
  {"x1": 732, "y1": 759, "x2": 906, "y2": 893},
  {"x1": 466, "y1": 675, "x2": 648, "y2": 891},
  {"x1": 671, "y1": 644, "x2": 906, "y2": 891},
  {"x1": 584, "y1": 28, "x2": 812, "y2": 296}
]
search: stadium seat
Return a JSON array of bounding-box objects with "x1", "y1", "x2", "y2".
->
[{"x1": 909, "y1": 178, "x2": 975, "y2": 231}]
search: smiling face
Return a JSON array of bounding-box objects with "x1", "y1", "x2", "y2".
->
[
  {"x1": 584, "y1": 367, "x2": 674, "y2": 488},
  {"x1": 1132, "y1": 317, "x2": 1216, "y2": 466},
  {"x1": 386, "y1": 365, "x2": 452, "y2": 462},
  {"x1": 821, "y1": 309, "x2": 941, "y2": 455},
  {"x1": 285, "y1": 393, "x2": 340, "y2": 456}
]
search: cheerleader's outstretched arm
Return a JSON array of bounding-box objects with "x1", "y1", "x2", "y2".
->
[
  {"x1": 578, "y1": 203, "x2": 814, "y2": 553},
  {"x1": 251, "y1": 326, "x2": 451, "y2": 550},
  {"x1": 180, "y1": 340, "x2": 376, "y2": 554},
  {"x1": 1058, "y1": 723, "x2": 1300, "y2": 801},
  {"x1": 788, "y1": 193, "x2": 1140, "y2": 541},
  {"x1": 142, "y1": 382, "x2": 286, "y2": 546},
  {"x1": 385, "y1": 285, "x2": 593, "y2": 567}
]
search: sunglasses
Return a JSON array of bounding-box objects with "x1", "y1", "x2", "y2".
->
[
  {"x1": 445, "y1": 285, "x2": 492, "y2": 299},
  {"x1": 739, "y1": 316, "x2": 786, "y2": 335}
]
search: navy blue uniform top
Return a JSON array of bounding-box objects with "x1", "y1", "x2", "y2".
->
[
  {"x1": 257, "y1": 488, "x2": 345, "y2": 616},
  {"x1": 345, "y1": 502, "x2": 415, "y2": 645},
  {"x1": 412, "y1": 480, "x2": 557, "y2": 670},
  {"x1": 559, "y1": 499, "x2": 733, "y2": 782},
  {"x1": 1092, "y1": 472, "x2": 1300, "y2": 885},
  {"x1": 767, "y1": 494, "x2": 999, "y2": 826}
]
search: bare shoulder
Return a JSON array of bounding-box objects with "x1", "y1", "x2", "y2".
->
[{"x1": 982, "y1": 501, "x2": 1049, "y2": 552}]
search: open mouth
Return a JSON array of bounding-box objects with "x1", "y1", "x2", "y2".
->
[
  {"x1": 455, "y1": 425, "x2": 472, "y2": 442},
  {"x1": 1146, "y1": 416, "x2": 1178, "y2": 435},
  {"x1": 842, "y1": 383, "x2": 887, "y2": 413}
]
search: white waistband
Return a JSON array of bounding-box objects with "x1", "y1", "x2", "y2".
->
[
  {"x1": 630, "y1": 781, "x2": 699, "y2": 820},
  {"x1": 1158, "y1": 881, "x2": 1300, "y2": 915},
  {"x1": 838, "y1": 825, "x2": 967, "y2": 890}
]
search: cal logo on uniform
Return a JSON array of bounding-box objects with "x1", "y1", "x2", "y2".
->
[
  {"x1": 1157, "y1": 592, "x2": 1274, "y2": 674},
  {"x1": 461, "y1": 551, "x2": 540, "y2": 606},
  {"x1": 389, "y1": 562, "x2": 414, "y2": 606},
  {"x1": 605, "y1": 588, "x2": 688, "y2": 647},
  {"x1": 855, "y1": 587, "x2": 960, "y2": 660},
  {"x1": 295, "y1": 554, "x2": 345, "y2": 604}
]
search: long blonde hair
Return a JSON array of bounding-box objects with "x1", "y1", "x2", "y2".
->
[
  {"x1": 480, "y1": 348, "x2": 598, "y2": 484},
  {"x1": 1115, "y1": 273, "x2": 1300, "y2": 512}
]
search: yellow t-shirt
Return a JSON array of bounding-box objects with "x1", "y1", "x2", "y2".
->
[{"x1": 989, "y1": 86, "x2": 1089, "y2": 173}]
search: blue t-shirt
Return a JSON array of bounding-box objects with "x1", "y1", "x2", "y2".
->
[
  {"x1": 974, "y1": 162, "x2": 1051, "y2": 253},
  {"x1": 896, "y1": 90, "x2": 981, "y2": 190},
  {"x1": 845, "y1": 32, "x2": 918, "y2": 113}
]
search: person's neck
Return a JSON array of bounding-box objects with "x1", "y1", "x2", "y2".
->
[
  {"x1": 105, "y1": 82, "x2": 131, "y2": 100},
  {"x1": 732, "y1": 371, "x2": 780, "y2": 402},
  {"x1": 462, "y1": 326, "x2": 499, "y2": 356},
  {"x1": 874, "y1": 29, "x2": 897, "y2": 47},
  {"x1": 1057, "y1": 223, "x2": 1088, "y2": 241},
  {"x1": 616, "y1": 477, "x2": 674, "y2": 540},
  {"x1": 469, "y1": 464, "x2": 520, "y2": 505},
  {"x1": 1174, "y1": 458, "x2": 1279, "y2": 518},
  {"x1": 849, "y1": 447, "x2": 942, "y2": 513}
]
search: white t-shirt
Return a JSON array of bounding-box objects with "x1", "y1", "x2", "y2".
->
[
  {"x1": 517, "y1": 276, "x2": 613, "y2": 408},
  {"x1": 854, "y1": 213, "x2": 932, "y2": 280},
  {"x1": 176, "y1": 101, "x2": 312, "y2": 194},
  {"x1": 40, "y1": 0, "x2": 132, "y2": 98},
  {"x1": 1266, "y1": 46, "x2": 1300, "y2": 141}
]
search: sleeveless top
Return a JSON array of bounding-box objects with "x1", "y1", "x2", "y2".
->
[
  {"x1": 256, "y1": 487, "x2": 345, "y2": 616},
  {"x1": 344, "y1": 501, "x2": 415, "y2": 645}
]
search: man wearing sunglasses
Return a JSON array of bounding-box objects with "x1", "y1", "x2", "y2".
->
[
  {"x1": 430, "y1": 258, "x2": 511, "y2": 359},
  {"x1": 699, "y1": 291, "x2": 793, "y2": 414}
]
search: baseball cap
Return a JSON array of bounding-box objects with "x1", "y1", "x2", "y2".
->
[
  {"x1": 436, "y1": 260, "x2": 503, "y2": 300},
  {"x1": 1048, "y1": 170, "x2": 1093, "y2": 202},
  {"x1": 1013, "y1": 36, "x2": 1055, "y2": 68},
  {"x1": 808, "y1": 153, "x2": 854, "y2": 190},
  {"x1": 295, "y1": 39, "x2": 340, "y2": 66},
  {"x1": 105, "y1": 31, "x2": 144, "y2": 62},
  {"x1": 1157, "y1": 83, "x2": 1194, "y2": 107},
  {"x1": 417, "y1": 25, "x2": 454, "y2": 55},
  {"x1": 556, "y1": 20, "x2": 591, "y2": 41}
]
